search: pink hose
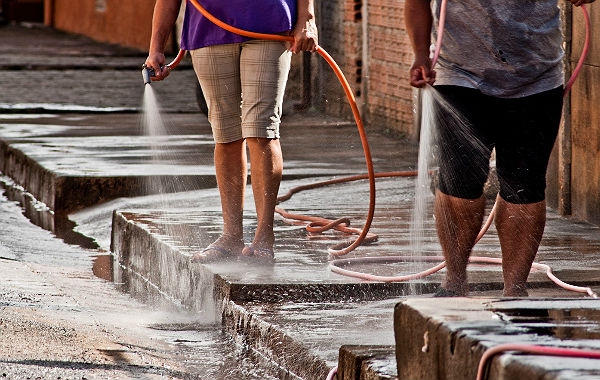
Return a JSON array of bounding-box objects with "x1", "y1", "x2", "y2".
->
[
  {"x1": 330, "y1": 255, "x2": 597, "y2": 297},
  {"x1": 476, "y1": 343, "x2": 600, "y2": 380},
  {"x1": 326, "y1": 366, "x2": 337, "y2": 380},
  {"x1": 565, "y1": 5, "x2": 591, "y2": 94}
]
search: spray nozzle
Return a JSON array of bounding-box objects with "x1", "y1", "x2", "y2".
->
[{"x1": 141, "y1": 64, "x2": 155, "y2": 85}]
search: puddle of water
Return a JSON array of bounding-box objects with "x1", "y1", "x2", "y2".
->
[
  {"x1": 100, "y1": 305, "x2": 284, "y2": 379},
  {"x1": 494, "y1": 307, "x2": 600, "y2": 340},
  {"x1": 92, "y1": 254, "x2": 113, "y2": 282},
  {"x1": 161, "y1": 327, "x2": 288, "y2": 380}
]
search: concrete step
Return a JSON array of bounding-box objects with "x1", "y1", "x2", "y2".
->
[
  {"x1": 338, "y1": 346, "x2": 398, "y2": 380},
  {"x1": 394, "y1": 298, "x2": 600, "y2": 380}
]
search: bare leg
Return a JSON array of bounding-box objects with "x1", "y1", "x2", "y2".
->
[
  {"x1": 495, "y1": 197, "x2": 546, "y2": 297},
  {"x1": 191, "y1": 139, "x2": 246, "y2": 262},
  {"x1": 191, "y1": 140, "x2": 248, "y2": 262},
  {"x1": 435, "y1": 190, "x2": 486, "y2": 296},
  {"x1": 214, "y1": 139, "x2": 247, "y2": 245},
  {"x1": 245, "y1": 137, "x2": 283, "y2": 252}
]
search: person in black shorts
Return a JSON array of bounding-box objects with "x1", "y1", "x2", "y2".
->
[{"x1": 404, "y1": 0, "x2": 595, "y2": 296}]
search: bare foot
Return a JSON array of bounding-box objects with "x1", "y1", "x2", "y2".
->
[
  {"x1": 190, "y1": 235, "x2": 245, "y2": 263},
  {"x1": 503, "y1": 284, "x2": 529, "y2": 297},
  {"x1": 241, "y1": 244, "x2": 274, "y2": 262},
  {"x1": 440, "y1": 279, "x2": 469, "y2": 297}
]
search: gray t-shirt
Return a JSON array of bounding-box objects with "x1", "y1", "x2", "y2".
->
[{"x1": 433, "y1": 0, "x2": 564, "y2": 98}]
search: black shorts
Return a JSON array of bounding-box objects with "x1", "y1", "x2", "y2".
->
[{"x1": 433, "y1": 85, "x2": 563, "y2": 204}]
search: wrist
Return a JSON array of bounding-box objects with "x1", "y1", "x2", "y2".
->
[{"x1": 296, "y1": 8, "x2": 315, "y2": 24}]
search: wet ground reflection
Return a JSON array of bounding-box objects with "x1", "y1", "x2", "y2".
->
[{"x1": 494, "y1": 306, "x2": 600, "y2": 340}]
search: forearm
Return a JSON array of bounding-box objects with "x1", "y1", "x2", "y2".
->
[
  {"x1": 404, "y1": 0, "x2": 433, "y2": 59},
  {"x1": 291, "y1": 0, "x2": 318, "y2": 52},
  {"x1": 569, "y1": 0, "x2": 596, "y2": 5},
  {"x1": 149, "y1": 0, "x2": 182, "y2": 55},
  {"x1": 296, "y1": 0, "x2": 316, "y2": 25}
]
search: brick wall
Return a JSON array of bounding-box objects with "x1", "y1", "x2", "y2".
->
[
  {"x1": 317, "y1": 0, "x2": 415, "y2": 137},
  {"x1": 366, "y1": 0, "x2": 414, "y2": 136},
  {"x1": 317, "y1": 0, "x2": 354, "y2": 117}
]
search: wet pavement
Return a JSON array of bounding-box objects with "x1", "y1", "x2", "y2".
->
[
  {"x1": 0, "y1": 173, "x2": 297, "y2": 379},
  {"x1": 2, "y1": 22, "x2": 600, "y2": 380}
]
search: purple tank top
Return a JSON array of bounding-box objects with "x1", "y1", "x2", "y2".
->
[{"x1": 181, "y1": 0, "x2": 297, "y2": 50}]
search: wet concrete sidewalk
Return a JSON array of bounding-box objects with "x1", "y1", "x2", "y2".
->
[{"x1": 2, "y1": 22, "x2": 600, "y2": 380}]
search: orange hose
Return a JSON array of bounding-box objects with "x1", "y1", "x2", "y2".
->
[
  {"x1": 186, "y1": 0, "x2": 376, "y2": 256},
  {"x1": 165, "y1": 48, "x2": 187, "y2": 70},
  {"x1": 275, "y1": 171, "x2": 417, "y2": 255}
]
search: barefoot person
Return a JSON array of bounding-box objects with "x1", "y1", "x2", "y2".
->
[
  {"x1": 405, "y1": 0, "x2": 595, "y2": 296},
  {"x1": 145, "y1": 0, "x2": 318, "y2": 262}
]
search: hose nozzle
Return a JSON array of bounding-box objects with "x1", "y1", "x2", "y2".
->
[{"x1": 141, "y1": 64, "x2": 155, "y2": 85}]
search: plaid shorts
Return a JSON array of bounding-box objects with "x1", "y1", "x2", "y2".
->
[{"x1": 190, "y1": 40, "x2": 291, "y2": 143}]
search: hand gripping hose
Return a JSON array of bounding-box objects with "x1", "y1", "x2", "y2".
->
[{"x1": 142, "y1": 49, "x2": 186, "y2": 84}]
